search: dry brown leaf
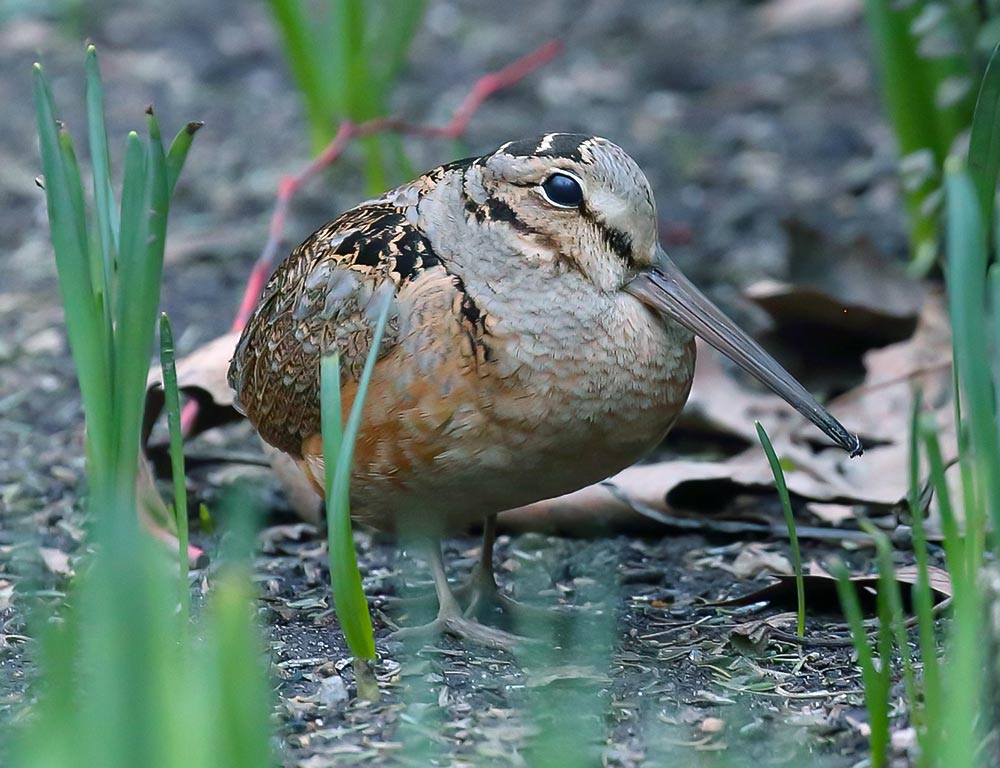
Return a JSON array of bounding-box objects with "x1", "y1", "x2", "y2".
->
[
  {"x1": 676, "y1": 337, "x2": 788, "y2": 444},
  {"x1": 894, "y1": 564, "x2": 953, "y2": 598},
  {"x1": 142, "y1": 331, "x2": 242, "y2": 449},
  {"x1": 808, "y1": 290, "x2": 953, "y2": 447},
  {"x1": 714, "y1": 563, "x2": 952, "y2": 614},
  {"x1": 0, "y1": 580, "x2": 14, "y2": 612},
  {"x1": 780, "y1": 221, "x2": 926, "y2": 326},
  {"x1": 806, "y1": 503, "x2": 856, "y2": 525},
  {"x1": 729, "y1": 544, "x2": 793, "y2": 578},
  {"x1": 523, "y1": 665, "x2": 609, "y2": 688}
]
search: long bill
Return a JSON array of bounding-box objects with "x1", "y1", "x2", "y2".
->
[{"x1": 626, "y1": 247, "x2": 863, "y2": 457}]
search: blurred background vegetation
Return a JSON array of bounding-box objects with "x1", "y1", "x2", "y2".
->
[{"x1": 3, "y1": 1, "x2": 1000, "y2": 766}]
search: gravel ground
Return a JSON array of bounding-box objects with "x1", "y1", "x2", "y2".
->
[{"x1": 1, "y1": 1, "x2": 923, "y2": 765}]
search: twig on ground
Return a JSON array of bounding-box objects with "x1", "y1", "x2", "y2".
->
[{"x1": 600, "y1": 481, "x2": 881, "y2": 544}]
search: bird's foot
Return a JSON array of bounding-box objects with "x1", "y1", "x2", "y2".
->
[
  {"x1": 375, "y1": 565, "x2": 505, "y2": 612},
  {"x1": 462, "y1": 564, "x2": 574, "y2": 633},
  {"x1": 380, "y1": 564, "x2": 572, "y2": 630},
  {"x1": 379, "y1": 566, "x2": 561, "y2": 627},
  {"x1": 388, "y1": 604, "x2": 532, "y2": 652}
]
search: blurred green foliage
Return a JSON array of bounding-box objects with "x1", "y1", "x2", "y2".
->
[
  {"x1": 266, "y1": 0, "x2": 426, "y2": 191},
  {"x1": 19, "y1": 48, "x2": 274, "y2": 768},
  {"x1": 826, "y1": 48, "x2": 1000, "y2": 764},
  {"x1": 864, "y1": 0, "x2": 1000, "y2": 272}
]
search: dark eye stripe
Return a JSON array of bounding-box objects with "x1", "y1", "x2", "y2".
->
[
  {"x1": 600, "y1": 225, "x2": 634, "y2": 267},
  {"x1": 578, "y1": 201, "x2": 635, "y2": 268}
]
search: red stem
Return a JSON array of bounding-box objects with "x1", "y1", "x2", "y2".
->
[{"x1": 229, "y1": 40, "x2": 562, "y2": 335}]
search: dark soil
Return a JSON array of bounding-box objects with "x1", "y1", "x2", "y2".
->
[{"x1": 1, "y1": 0, "x2": 925, "y2": 765}]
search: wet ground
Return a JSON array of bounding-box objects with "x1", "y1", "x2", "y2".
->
[{"x1": 1, "y1": 0, "x2": 924, "y2": 764}]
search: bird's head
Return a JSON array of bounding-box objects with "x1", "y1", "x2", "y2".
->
[
  {"x1": 468, "y1": 133, "x2": 659, "y2": 292},
  {"x1": 446, "y1": 133, "x2": 862, "y2": 456}
]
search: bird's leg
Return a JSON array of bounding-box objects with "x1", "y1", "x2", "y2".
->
[
  {"x1": 463, "y1": 516, "x2": 569, "y2": 629},
  {"x1": 378, "y1": 516, "x2": 501, "y2": 610},
  {"x1": 387, "y1": 539, "x2": 529, "y2": 652},
  {"x1": 462, "y1": 514, "x2": 501, "y2": 615}
]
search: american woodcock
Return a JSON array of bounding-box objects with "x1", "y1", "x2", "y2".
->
[{"x1": 229, "y1": 133, "x2": 862, "y2": 649}]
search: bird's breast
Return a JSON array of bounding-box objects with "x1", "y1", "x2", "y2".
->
[
  {"x1": 486, "y1": 290, "x2": 696, "y2": 466},
  {"x1": 324, "y1": 277, "x2": 696, "y2": 532}
]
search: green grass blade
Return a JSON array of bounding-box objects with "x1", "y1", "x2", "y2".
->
[
  {"x1": 115, "y1": 129, "x2": 148, "y2": 349},
  {"x1": 906, "y1": 391, "x2": 941, "y2": 757},
  {"x1": 204, "y1": 571, "x2": 275, "y2": 768},
  {"x1": 946, "y1": 162, "x2": 1000, "y2": 547},
  {"x1": 860, "y1": 520, "x2": 919, "y2": 728},
  {"x1": 33, "y1": 63, "x2": 113, "y2": 481},
  {"x1": 331, "y1": 0, "x2": 368, "y2": 118},
  {"x1": 366, "y1": 0, "x2": 426, "y2": 94},
  {"x1": 266, "y1": 0, "x2": 331, "y2": 150},
  {"x1": 159, "y1": 312, "x2": 189, "y2": 624},
  {"x1": 940, "y1": 597, "x2": 983, "y2": 768},
  {"x1": 321, "y1": 350, "x2": 374, "y2": 663},
  {"x1": 322, "y1": 288, "x2": 394, "y2": 665},
  {"x1": 873, "y1": 567, "x2": 895, "y2": 765},
  {"x1": 832, "y1": 559, "x2": 890, "y2": 767},
  {"x1": 86, "y1": 45, "x2": 118, "y2": 293},
  {"x1": 166, "y1": 121, "x2": 203, "y2": 196},
  {"x1": 59, "y1": 120, "x2": 102, "y2": 304},
  {"x1": 864, "y1": 0, "x2": 974, "y2": 268},
  {"x1": 55, "y1": 123, "x2": 92, "y2": 287},
  {"x1": 320, "y1": 0, "x2": 350, "y2": 119},
  {"x1": 968, "y1": 42, "x2": 1000, "y2": 231},
  {"x1": 755, "y1": 421, "x2": 805, "y2": 636},
  {"x1": 371, "y1": 6, "x2": 419, "y2": 188},
  {"x1": 326, "y1": 0, "x2": 388, "y2": 189},
  {"x1": 920, "y1": 414, "x2": 967, "y2": 591},
  {"x1": 111, "y1": 129, "x2": 149, "y2": 512},
  {"x1": 991, "y1": 263, "x2": 1000, "y2": 487},
  {"x1": 321, "y1": 352, "x2": 344, "y2": 471}
]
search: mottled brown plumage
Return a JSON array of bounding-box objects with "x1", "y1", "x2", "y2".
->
[{"x1": 229, "y1": 133, "x2": 860, "y2": 648}]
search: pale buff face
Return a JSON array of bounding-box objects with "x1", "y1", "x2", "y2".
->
[{"x1": 453, "y1": 133, "x2": 660, "y2": 293}]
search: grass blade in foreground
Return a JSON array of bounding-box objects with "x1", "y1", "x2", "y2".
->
[
  {"x1": 967, "y1": 42, "x2": 1000, "y2": 230},
  {"x1": 862, "y1": 0, "x2": 968, "y2": 271},
  {"x1": 939, "y1": 161, "x2": 990, "y2": 768},
  {"x1": 20, "y1": 49, "x2": 277, "y2": 768},
  {"x1": 159, "y1": 312, "x2": 189, "y2": 622},
  {"x1": 755, "y1": 421, "x2": 805, "y2": 636},
  {"x1": 832, "y1": 559, "x2": 890, "y2": 768},
  {"x1": 321, "y1": 285, "x2": 394, "y2": 698},
  {"x1": 906, "y1": 392, "x2": 940, "y2": 757},
  {"x1": 85, "y1": 45, "x2": 117, "y2": 316},
  {"x1": 859, "y1": 520, "x2": 920, "y2": 733},
  {"x1": 947, "y1": 163, "x2": 1000, "y2": 542},
  {"x1": 166, "y1": 121, "x2": 204, "y2": 196}
]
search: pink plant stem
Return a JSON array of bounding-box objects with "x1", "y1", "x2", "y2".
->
[{"x1": 231, "y1": 40, "x2": 562, "y2": 334}]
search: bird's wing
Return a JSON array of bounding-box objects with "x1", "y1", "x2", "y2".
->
[{"x1": 228, "y1": 200, "x2": 443, "y2": 456}]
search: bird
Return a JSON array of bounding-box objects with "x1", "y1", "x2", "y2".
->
[{"x1": 228, "y1": 133, "x2": 862, "y2": 649}]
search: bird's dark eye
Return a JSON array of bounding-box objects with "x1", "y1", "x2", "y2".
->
[{"x1": 540, "y1": 172, "x2": 584, "y2": 208}]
